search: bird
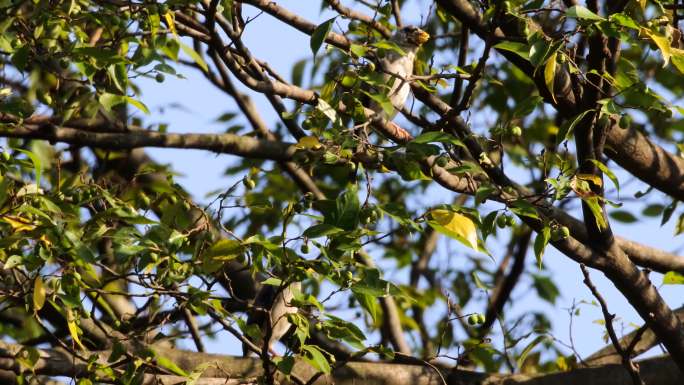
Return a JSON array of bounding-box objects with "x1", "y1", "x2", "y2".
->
[
  {"x1": 242, "y1": 281, "x2": 301, "y2": 356},
  {"x1": 367, "y1": 26, "x2": 430, "y2": 140}
]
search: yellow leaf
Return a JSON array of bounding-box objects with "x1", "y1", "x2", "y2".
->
[
  {"x1": 544, "y1": 52, "x2": 557, "y2": 103},
  {"x1": 33, "y1": 277, "x2": 45, "y2": 311},
  {"x1": 67, "y1": 310, "x2": 87, "y2": 350},
  {"x1": 39, "y1": 234, "x2": 51, "y2": 246},
  {"x1": 164, "y1": 11, "x2": 177, "y2": 37},
  {"x1": 576, "y1": 173, "x2": 603, "y2": 188},
  {"x1": 642, "y1": 28, "x2": 671, "y2": 66},
  {"x1": 429, "y1": 209, "x2": 478, "y2": 250},
  {"x1": 296, "y1": 136, "x2": 322, "y2": 150},
  {"x1": 2, "y1": 216, "x2": 36, "y2": 232}
]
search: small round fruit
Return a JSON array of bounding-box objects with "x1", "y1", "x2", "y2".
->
[
  {"x1": 314, "y1": 323, "x2": 323, "y2": 331},
  {"x1": 476, "y1": 314, "x2": 486, "y2": 324},
  {"x1": 300, "y1": 243, "x2": 309, "y2": 253},
  {"x1": 1, "y1": 151, "x2": 10, "y2": 161},
  {"x1": 435, "y1": 155, "x2": 449, "y2": 167},
  {"x1": 496, "y1": 214, "x2": 508, "y2": 228},
  {"x1": 467, "y1": 314, "x2": 478, "y2": 325},
  {"x1": 510, "y1": 125, "x2": 522, "y2": 136},
  {"x1": 242, "y1": 177, "x2": 255, "y2": 190},
  {"x1": 155, "y1": 73, "x2": 165, "y2": 83}
]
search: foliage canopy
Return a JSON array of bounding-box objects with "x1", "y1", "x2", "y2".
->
[{"x1": 1, "y1": 0, "x2": 684, "y2": 384}]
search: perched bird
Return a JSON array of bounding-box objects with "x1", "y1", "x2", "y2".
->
[
  {"x1": 242, "y1": 281, "x2": 301, "y2": 356},
  {"x1": 368, "y1": 26, "x2": 429, "y2": 140}
]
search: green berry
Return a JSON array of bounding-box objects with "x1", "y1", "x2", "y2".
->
[
  {"x1": 435, "y1": 155, "x2": 449, "y2": 167},
  {"x1": 477, "y1": 314, "x2": 486, "y2": 324},
  {"x1": 551, "y1": 226, "x2": 571, "y2": 241},
  {"x1": 155, "y1": 73, "x2": 165, "y2": 83},
  {"x1": 300, "y1": 243, "x2": 309, "y2": 253},
  {"x1": 1, "y1": 151, "x2": 10, "y2": 161},
  {"x1": 510, "y1": 126, "x2": 522, "y2": 136},
  {"x1": 467, "y1": 314, "x2": 478, "y2": 325},
  {"x1": 242, "y1": 177, "x2": 255, "y2": 190},
  {"x1": 314, "y1": 323, "x2": 323, "y2": 331},
  {"x1": 496, "y1": 214, "x2": 508, "y2": 228}
]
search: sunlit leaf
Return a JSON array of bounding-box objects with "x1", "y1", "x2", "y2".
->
[
  {"x1": 33, "y1": 276, "x2": 46, "y2": 311},
  {"x1": 428, "y1": 209, "x2": 478, "y2": 250},
  {"x1": 544, "y1": 52, "x2": 557, "y2": 103},
  {"x1": 663, "y1": 271, "x2": 684, "y2": 285},
  {"x1": 566, "y1": 6, "x2": 604, "y2": 21}
]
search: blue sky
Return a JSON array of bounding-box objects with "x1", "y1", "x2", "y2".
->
[{"x1": 135, "y1": 0, "x2": 684, "y2": 363}]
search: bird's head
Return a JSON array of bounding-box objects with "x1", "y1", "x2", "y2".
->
[{"x1": 391, "y1": 26, "x2": 430, "y2": 49}]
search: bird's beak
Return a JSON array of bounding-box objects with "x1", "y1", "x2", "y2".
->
[{"x1": 412, "y1": 29, "x2": 430, "y2": 45}]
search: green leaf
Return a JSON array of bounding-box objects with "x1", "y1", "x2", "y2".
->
[
  {"x1": 352, "y1": 268, "x2": 389, "y2": 297},
  {"x1": 532, "y1": 275, "x2": 559, "y2": 304},
  {"x1": 371, "y1": 40, "x2": 406, "y2": 55},
  {"x1": 15, "y1": 148, "x2": 42, "y2": 188},
  {"x1": 533, "y1": 226, "x2": 551, "y2": 269},
  {"x1": 509, "y1": 200, "x2": 539, "y2": 220},
  {"x1": 609, "y1": 13, "x2": 639, "y2": 30},
  {"x1": 301, "y1": 345, "x2": 331, "y2": 374},
  {"x1": 156, "y1": 355, "x2": 188, "y2": 377},
  {"x1": 609, "y1": 210, "x2": 637, "y2": 223},
  {"x1": 326, "y1": 186, "x2": 360, "y2": 230},
  {"x1": 310, "y1": 17, "x2": 336, "y2": 59},
  {"x1": 179, "y1": 40, "x2": 208, "y2": 72},
  {"x1": 566, "y1": 6, "x2": 604, "y2": 21},
  {"x1": 361, "y1": 89, "x2": 394, "y2": 116},
  {"x1": 11, "y1": 45, "x2": 29, "y2": 72},
  {"x1": 557, "y1": 110, "x2": 592, "y2": 144},
  {"x1": 354, "y1": 291, "x2": 379, "y2": 323},
  {"x1": 512, "y1": 96, "x2": 543, "y2": 118},
  {"x1": 494, "y1": 41, "x2": 530, "y2": 60},
  {"x1": 303, "y1": 223, "x2": 344, "y2": 238},
  {"x1": 99, "y1": 92, "x2": 125, "y2": 112},
  {"x1": 662, "y1": 200, "x2": 678, "y2": 226},
  {"x1": 274, "y1": 355, "x2": 295, "y2": 375},
  {"x1": 671, "y1": 48, "x2": 684, "y2": 75},
  {"x1": 411, "y1": 132, "x2": 465, "y2": 148},
  {"x1": 583, "y1": 196, "x2": 607, "y2": 230},
  {"x1": 516, "y1": 335, "x2": 549, "y2": 370}
]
